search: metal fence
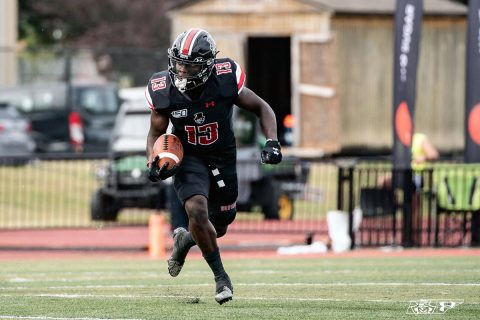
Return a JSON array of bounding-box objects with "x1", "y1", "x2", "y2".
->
[
  {"x1": 0, "y1": 154, "x2": 336, "y2": 231},
  {"x1": 339, "y1": 162, "x2": 480, "y2": 248},
  {"x1": 1, "y1": 154, "x2": 478, "y2": 248}
]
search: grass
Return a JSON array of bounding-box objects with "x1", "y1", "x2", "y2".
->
[{"x1": 0, "y1": 254, "x2": 479, "y2": 319}]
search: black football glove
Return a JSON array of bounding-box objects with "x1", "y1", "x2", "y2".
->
[
  {"x1": 148, "y1": 156, "x2": 179, "y2": 182},
  {"x1": 261, "y1": 140, "x2": 282, "y2": 164}
]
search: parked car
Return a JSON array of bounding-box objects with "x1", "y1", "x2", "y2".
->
[
  {"x1": 0, "y1": 81, "x2": 120, "y2": 153},
  {"x1": 0, "y1": 103, "x2": 36, "y2": 164},
  {"x1": 91, "y1": 87, "x2": 308, "y2": 221}
]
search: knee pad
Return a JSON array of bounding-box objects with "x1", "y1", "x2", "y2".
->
[{"x1": 208, "y1": 202, "x2": 237, "y2": 227}]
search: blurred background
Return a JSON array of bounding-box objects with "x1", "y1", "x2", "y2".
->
[{"x1": 0, "y1": 0, "x2": 478, "y2": 251}]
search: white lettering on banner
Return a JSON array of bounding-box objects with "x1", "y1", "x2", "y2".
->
[{"x1": 400, "y1": 4, "x2": 415, "y2": 82}]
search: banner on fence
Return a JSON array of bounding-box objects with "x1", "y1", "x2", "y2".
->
[
  {"x1": 392, "y1": 0, "x2": 423, "y2": 169},
  {"x1": 465, "y1": 0, "x2": 480, "y2": 163}
]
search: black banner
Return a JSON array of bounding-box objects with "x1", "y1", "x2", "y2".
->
[
  {"x1": 465, "y1": 0, "x2": 480, "y2": 163},
  {"x1": 393, "y1": 0, "x2": 423, "y2": 169}
]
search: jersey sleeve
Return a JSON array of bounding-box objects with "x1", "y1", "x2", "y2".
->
[
  {"x1": 145, "y1": 71, "x2": 170, "y2": 115},
  {"x1": 214, "y1": 58, "x2": 246, "y2": 99},
  {"x1": 145, "y1": 85, "x2": 154, "y2": 111},
  {"x1": 233, "y1": 60, "x2": 246, "y2": 95}
]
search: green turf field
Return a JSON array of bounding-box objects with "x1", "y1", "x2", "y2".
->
[{"x1": 0, "y1": 255, "x2": 479, "y2": 319}]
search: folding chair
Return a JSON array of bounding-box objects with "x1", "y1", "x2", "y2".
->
[{"x1": 435, "y1": 170, "x2": 480, "y2": 246}]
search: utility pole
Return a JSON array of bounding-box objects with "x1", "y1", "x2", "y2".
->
[{"x1": 0, "y1": 0, "x2": 18, "y2": 87}]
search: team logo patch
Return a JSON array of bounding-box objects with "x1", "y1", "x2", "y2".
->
[
  {"x1": 194, "y1": 112, "x2": 205, "y2": 124},
  {"x1": 171, "y1": 109, "x2": 188, "y2": 118}
]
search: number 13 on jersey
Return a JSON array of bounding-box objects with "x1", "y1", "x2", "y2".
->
[{"x1": 184, "y1": 122, "x2": 219, "y2": 145}]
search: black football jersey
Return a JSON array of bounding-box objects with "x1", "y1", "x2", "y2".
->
[{"x1": 146, "y1": 58, "x2": 245, "y2": 160}]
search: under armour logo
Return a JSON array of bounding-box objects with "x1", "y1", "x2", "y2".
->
[
  {"x1": 272, "y1": 147, "x2": 280, "y2": 155},
  {"x1": 205, "y1": 101, "x2": 215, "y2": 108}
]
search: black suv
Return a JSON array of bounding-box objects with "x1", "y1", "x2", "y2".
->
[
  {"x1": 0, "y1": 82, "x2": 119, "y2": 153},
  {"x1": 91, "y1": 88, "x2": 308, "y2": 221}
]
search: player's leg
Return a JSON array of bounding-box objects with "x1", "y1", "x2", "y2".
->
[
  {"x1": 208, "y1": 196, "x2": 237, "y2": 238},
  {"x1": 184, "y1": 194, "x2": 233, "y2": 304},
  {"x1": 167, "y1": 182, "x2": 192, "y2": 272},
  {"x1": 167, "y1": 155, "x2": 210, "y2": 277},
  {"x1": 208, "y1": 203, "x2": 236, "y2": 304},
  {"x1": 207, "y1": 161, "x2": 238, "y2": 304},
  {"x1": 167, "y1": 183, "x2": 189, "y2": 231},
  {"x1": 184, "y1": 194, "x2": 218, "y2": 253}
]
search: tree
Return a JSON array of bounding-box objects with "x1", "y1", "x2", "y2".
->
[{"x1": 18, "y1": 0, "x2": 183, "y2": 48}]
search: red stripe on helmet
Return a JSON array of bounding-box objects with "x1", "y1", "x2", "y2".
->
[{"x1": 182, "y1": 29, "x2": 200, "y2": 55}]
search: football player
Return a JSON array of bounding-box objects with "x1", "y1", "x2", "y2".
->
[{"x1": 146, "y1": 28, "x2": 282, "y2": 304}]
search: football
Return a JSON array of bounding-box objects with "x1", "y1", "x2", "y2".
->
[{"x1": 153, "y1": 133, "x2": 184, "y2": 170}]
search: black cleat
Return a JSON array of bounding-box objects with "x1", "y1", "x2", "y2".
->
[
  {"x1": 167, "y1": 227, "x2": 191, "y2": 277},
  {"x1": 214, "y1": 273, "x2": 233, "y2": 305}
]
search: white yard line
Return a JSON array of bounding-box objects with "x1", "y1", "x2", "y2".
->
[
  {"x1": 241, "y1": 282, "x2": 480, "y2": 287},
  {"x1": 4, "y1": 269, "x2": 478, "y2": 282},
  {"x1": 0, "y1": 316, "x2": 142, "y2": 320},
  {"x1": 0, "y1": 293, "x2": 478, "y2": 305},
  {"x1": 0, "y1": 293, "x2": 393, "y2": 303},
  {"x1": 2, "y1": 282, "x2": 479, "y2": 291}
]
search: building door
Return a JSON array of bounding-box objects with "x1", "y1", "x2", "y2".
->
[
  {"x1": 247, "y1": 37, "x2": 291, "y2": 146},
  {"x1": 292, "y1": 34, "x2": 339, "y2": 152}
]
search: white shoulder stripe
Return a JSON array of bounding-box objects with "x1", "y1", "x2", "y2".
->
[
  {"x1": 234, "y1": 61, "x2": 242, "y2": 83},
  {"x1": 234, "y1": 61, "x2": 246, "y2": 94}
]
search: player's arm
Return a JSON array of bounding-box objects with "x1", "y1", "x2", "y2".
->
[
  {"x1": 146, "y1": 110, "x2": 179, "y2": 181},
  {"x1": 235, "y1": 87, "x2": 278, "y2": 141},
  {"x1": 235, "y1": 87, "x2": 282, "y2": 164},
  {"x1": 146, "y1": 110, "x2": 169, "y2": 168}
]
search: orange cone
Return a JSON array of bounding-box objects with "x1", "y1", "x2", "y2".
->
[{"x1": 149, "y1": 213, "x2": 166, "y2": 258}]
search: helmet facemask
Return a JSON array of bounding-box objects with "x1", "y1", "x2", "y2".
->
[
  {"x1": 168, "y1": 55, "x2": 215, "y2": 93},
  {"x1": 167, "y1": 29, "x2": 218, "y2": 93}
]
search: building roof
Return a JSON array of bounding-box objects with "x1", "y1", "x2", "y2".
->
[
  {"x1": 308, "y1": 0, "x2": 467, "y2": 16},
  {"x1": 170, "y1": 0, "x2": 467, "y2": 16}
]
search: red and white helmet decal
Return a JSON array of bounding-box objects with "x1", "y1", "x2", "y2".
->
[{"x1": 180, "y1": 28, "x2": 202, "y2": 56}]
